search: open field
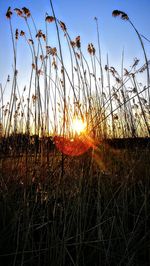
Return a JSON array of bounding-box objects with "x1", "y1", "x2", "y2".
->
[
  {"x1": 0, "y1": 139, "x2": 150, "y2": 265},
  {"x1": 1, "y1": 2, "x2": 150, "y2": 265}
]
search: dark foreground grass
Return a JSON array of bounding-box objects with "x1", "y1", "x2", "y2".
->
[{"x1": 0, "y1": 144, "x2": 150, "y2": 266}]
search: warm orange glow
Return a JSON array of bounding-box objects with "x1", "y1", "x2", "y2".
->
[
  {"x1": 72, "y1": 118, "x2": 87, "y2": 135},
  {"x1": 54, "y1": 135, "x2": 94, "y2": 156},
  {"x1": 54, "y1": 117, "x2": 95, "y2": 156}
]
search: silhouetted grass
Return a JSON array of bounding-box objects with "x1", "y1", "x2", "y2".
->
[{"x1": 0, "y1": 3, "x2": 150, "y2": 266}]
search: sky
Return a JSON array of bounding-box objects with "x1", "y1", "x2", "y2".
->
[{"x1": 0, "y1": 0, "x2": 150, "y2": 92}]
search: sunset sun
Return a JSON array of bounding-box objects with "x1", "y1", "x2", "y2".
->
[
  {"x1": 1, "y1": 1, "x2": 149, "y2": 265},
  {"x1": 72, "y1": 118, "x2": 87, "y2": 135}
]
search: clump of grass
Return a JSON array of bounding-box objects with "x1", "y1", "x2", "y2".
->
[
  {"x1": 0, "y1": 145, "x2": 150, "y2": 265},
  {"x1": 0, "y1": 3, "x2": 150, "y2": 266},
  {"x1": 1, "y1": 6, "x2": 150, "y2": 139}
]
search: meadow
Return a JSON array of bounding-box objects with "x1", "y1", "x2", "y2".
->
[{"x1": 0, "y1": 3, "x2": 150, "y2": 266}]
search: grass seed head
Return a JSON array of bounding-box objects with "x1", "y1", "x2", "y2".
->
[
  {"x1": 112, "y1": 10, "x2": 129, "y2": 20},
  {"x1": 45, "y1": 15, "x2": 55, "y2": 23},
  {"x1": 75, "y1": 36, "x2": 81, "y2": 48},
  {"x1": 14, "y1": 8, "x2": 23, "y2": 17},
  {"x1": 15, "y1": 29, "x2": 19, "y2": 40},
  {"x1": 36, "y1": 30, "x2": 43, "y2": 38},
  {"x1": 6, "y1": 7, "x2": 13, "y2": 19},
  {"x1": 59, "y1": 21, "x2": 67, "y2": 31},
  {"x1": 20, "y1": 30, "x2": 25, "y2": 36},
  {"x1": 22, "y1": 7, "x2": 31, "y2": 17}
]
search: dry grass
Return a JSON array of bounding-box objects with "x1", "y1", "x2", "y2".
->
[
  {"x1": 0, "y1": 144, "x2": 150, "y2": 265},
  {"x1": 0, "y1": 3, "x2": 150, "y2": 266}
]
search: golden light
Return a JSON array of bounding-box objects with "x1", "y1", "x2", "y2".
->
[
  {"x1": 72, "y1": 118, "x2": 87, "y2": 135},
  {"x1": 54, "y1": 117, "x2": 94, "y2": 156}
]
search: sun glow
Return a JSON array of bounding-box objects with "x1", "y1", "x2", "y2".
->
[{"x1": 72, "y1": 118, "x2": 87, "y2": 135}]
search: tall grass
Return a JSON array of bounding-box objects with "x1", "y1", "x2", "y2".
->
[
  {"x1": 0, "y1": 3, "x2": 150, "y2": 266},
  {"x1": 0, "y1": 6, "x2": 150, "y2": 138}
]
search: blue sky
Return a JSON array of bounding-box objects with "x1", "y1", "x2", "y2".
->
[{"x1": 0, "y1": 0, "x2": 150, "y2": 87}]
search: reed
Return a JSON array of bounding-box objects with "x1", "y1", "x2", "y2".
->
[{"x1": 0, "y1": 4, "x2": 150, "y2": 265}]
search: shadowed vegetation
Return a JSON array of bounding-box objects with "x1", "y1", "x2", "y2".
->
[{"x1": 0, "y1": 3, "x2": 150, "y2": 266}]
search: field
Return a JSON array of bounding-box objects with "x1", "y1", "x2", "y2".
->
[
  {"x1": 0, "y1": 2, "x2": 150, "y2": 266},
  {"x1": 0, "y1": 139, "x2": 150, "y2": 265}
]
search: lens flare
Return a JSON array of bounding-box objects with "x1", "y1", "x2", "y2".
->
[
  {"x1": 54, "y1": 136, "x2": 92, "y2": 156},
  {"x1": 54, "y1": 118, "x2": 95, "y2": 156}
]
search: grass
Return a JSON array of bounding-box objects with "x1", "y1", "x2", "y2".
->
[
  {"x1": 0, "y1": 2, "x2": 150, "y2": 266},
  {"x1": 1, "y1": 6, "x2": 150, "y2": 138},
  {"x1": 0, "y1": 144, "x2": 150, "y2": 265}
]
